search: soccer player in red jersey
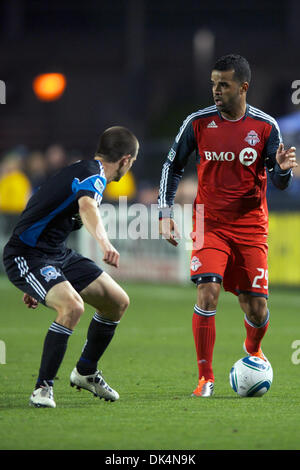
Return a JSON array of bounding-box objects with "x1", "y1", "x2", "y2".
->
[{"x1": 158, "y1": 54, "x2": 297, "y2": 397}]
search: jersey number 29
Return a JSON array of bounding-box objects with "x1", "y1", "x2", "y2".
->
[{"x1": 252, "y1": 268, "x2": 268, "y2": 290}]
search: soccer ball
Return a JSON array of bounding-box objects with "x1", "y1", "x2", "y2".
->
[{"x1": 229, "y1": 356, "x2": 273, "y2": 397}]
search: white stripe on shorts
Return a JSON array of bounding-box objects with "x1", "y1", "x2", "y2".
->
[{"x1": 14, "y1": 257, "x2": 47, "y2": 300}]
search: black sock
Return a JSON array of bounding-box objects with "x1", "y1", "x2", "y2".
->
[
  {"x1": 35, "y1": 322, "x2": 73, "y2": 388},
  {"x1": 76, "y1": 312, "x2": 119, "y2": 376}
]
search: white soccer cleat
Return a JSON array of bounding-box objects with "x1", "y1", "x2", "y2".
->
[
  {"x1": 192, "y1": 376, "x2": 214, "y2": 397},
  {"x1": 29, "y1": 381, "x2": 56, "y2": 408},
  {"x1": 70, "y1": 367, "x2": 119, "y2": 402}
]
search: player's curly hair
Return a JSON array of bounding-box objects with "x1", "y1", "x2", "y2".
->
[
  {"x1": 213, "y1": 54, "x2": 251, "y2": 84},
  {"x1": 96, "y1": 126, "x2": 139, "y2": 163}
]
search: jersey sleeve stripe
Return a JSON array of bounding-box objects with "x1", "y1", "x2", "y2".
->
[
  {"x1": 248, "y1": 108, "x2": 279, "y2": 127},
  {"x1": 175, "y1": 105, "x2": 217, "y2": 143},
  {"x1": 97, "y1": 160, "x2": 106, "y2": 178},
  {"x1": 94, "y1": 193, "x2": 102, "y2": 205},
  {"x1": 248, "y1": 105, "x2": 277, "y2": 122},
  {"x1": 248, "y1": 106, "x2": 282, "y2": 140},
  {"x1": 158, "y1": 161, "x2": 171, "y2": 208}
]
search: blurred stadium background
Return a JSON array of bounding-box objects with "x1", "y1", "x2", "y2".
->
[{"x1": 1, "y1": 0, "x2": 300, "y2": 286}]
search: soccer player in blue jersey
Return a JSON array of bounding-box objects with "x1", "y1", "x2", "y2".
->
[{"x1": 3, "y1": 126, "x2": 139, "y2": 408}]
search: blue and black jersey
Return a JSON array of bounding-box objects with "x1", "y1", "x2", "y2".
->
[{"x1": 5, "y1": 159, "x2": 106, "y2": 254}]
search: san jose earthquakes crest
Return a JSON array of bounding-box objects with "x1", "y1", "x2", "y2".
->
[{"x1": 40, "y1": 266, "x2": 62, "y2": 282}]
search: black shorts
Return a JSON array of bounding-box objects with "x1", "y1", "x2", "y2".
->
[{"x1": 3, "y1": 244, "x2": 103, "y2": 305}]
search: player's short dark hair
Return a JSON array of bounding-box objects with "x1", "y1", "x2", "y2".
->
[
  {"x1": 96, "y1": 126, "x2": 139, "y2": 163},
  {"x1": 213, "y1": 54, "x2": 251, "y2": 84}
]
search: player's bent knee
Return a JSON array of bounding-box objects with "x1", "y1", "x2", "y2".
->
[
  {"x1": 247, "y1": 310, "x2": 268, "y2": 327},
  {"x1": 239, "y1": 294, "x2": 268, "y2": 325},
  {"x1": 111, "y1": 292, "x2": 130, "y2": 321},
  {"x1": 197, "y1": 282, "x2": 220, "y2": 311},
  {"x1": 94, "y1": 289, "x2": 130, "y2": 323},
  {"x1": 249, "y1": 305, "x2": 268, "y2": 326},
  {"x1": 56, "y1": 297, "x2": 85, "y2": 330},
  {"x1": 119, "y1": 292, "x2": 130, "y2": 315}
]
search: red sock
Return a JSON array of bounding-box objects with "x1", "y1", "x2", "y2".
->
[
  {"x1": 244, "y1": 311, "x2": 269, "y2": 353},
  {"x1": 192, "y1": 305, "x2": 216, "y2": 381}
]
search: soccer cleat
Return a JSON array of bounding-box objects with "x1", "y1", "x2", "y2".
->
[
  {"x1": 29, "y1": 381, "x2": 56, "y2": 408},
  {"x1": 191, "y1": 376, "x2": 214, "y2": 397},
  {"x1": 70, "y1": 367, "x2": 119, "y2": 402},
  {"x1": 243, "y1": 341, "x2": 268, "y2": 362}
]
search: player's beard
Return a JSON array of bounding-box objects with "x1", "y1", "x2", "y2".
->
[
  {"x1": 113, "y1": 172, "x2": 122, "y2": 182},
  {"x1": 113, "y1": 162, "x2": 125, "y2": 182},
  {"x1": 217, "y1": 93, "x2": 242, "y2": 117}
]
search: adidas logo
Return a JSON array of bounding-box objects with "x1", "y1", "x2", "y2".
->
[{"x1": 207, "y1": 120, "x2": 218, "y2": 128}]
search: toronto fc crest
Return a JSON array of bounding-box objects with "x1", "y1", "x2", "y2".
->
[
  {"x1": 191, "y1": 256, "x2": 202, "y2": 272},
  {"x1": 245, "y1": 130, "x2": 260, "y2": 146}
]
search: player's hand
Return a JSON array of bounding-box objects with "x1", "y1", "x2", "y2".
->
[
  {"x1": 276, "y1": 143, "x2": 298, "y2": 171},
  {"x1": 159, "y1": 218, "x2": 180, "y2": 247},
  {"x1": 23, "y1": 293, "x2": 39, "y2": 309},
  {"x1": 101, "y1": 241, "x2": 120, "y2": 268}
]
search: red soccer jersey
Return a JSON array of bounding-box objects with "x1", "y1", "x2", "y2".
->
[{"x1": 158, "y1": 104, "x2": 290, "y2": 241}]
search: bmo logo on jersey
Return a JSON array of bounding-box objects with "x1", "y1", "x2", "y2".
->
[
  {"x1": 204, "y1": 151, "x2": 235, "y2": 161},
  {"x1": 239, "y1": 147, "x2": 258, "y2": 166},
  {"x1": 204, "y1": 147, "x2": 258, "y2": 166}
]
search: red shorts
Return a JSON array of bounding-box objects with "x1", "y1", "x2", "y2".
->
[{"x1": 190, "y1": 226, "x2": 268, "y2": 298}]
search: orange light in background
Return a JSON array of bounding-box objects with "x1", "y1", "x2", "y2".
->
[{"x1": 33, "y1": 73, "x2": 66, "y2": 101}]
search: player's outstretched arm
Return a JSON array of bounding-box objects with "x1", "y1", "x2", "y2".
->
[
  {"x1": 276, "y1": 143, "x2": 298, "y2": 171},
  {"x1": 78, "y1": 196, "x2": 120, "y2": 268},
  {"x1": 159, "y1": 217, "x2": 180, "y2": 247}
]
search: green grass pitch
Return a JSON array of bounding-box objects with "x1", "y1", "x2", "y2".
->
[{"x1": 0, "y1": 276, "x2": 300, "y2": 450}]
